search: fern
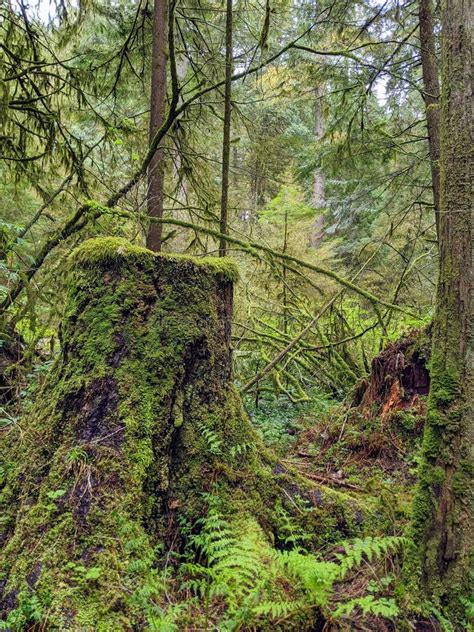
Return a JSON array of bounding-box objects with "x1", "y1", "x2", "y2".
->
[
  {"x1": 273, "y1": 549, "x2": 339, "y2": 607},
  {"x1": 273, "y1": 535, "x2": 407, "y2": 620},
  {"x1": 197, "y1": 422, "x2": 222, "y2": 455},
  {"x1": 253, "y1": 598, "x2": 307, "y2": 619},
  {"x1": 333, "y1": 595, "x2": 399, "y2": 618},
  {"x1": 145, "y1": 602, "x2": 184, "y2": 631},
  {"x1": 274, "y1": 501, "x2": 312, "y2": 547},
  {"x1": 178, "y1": 500, "x2": 407, "y2": 629},
  {"x1": 336, "y1": 536, "x2": 407, "y2": 578},
  {"x1": 229, "y1": 442, "x2": 254, "y2": 459},
  {"x1": 182, "y1": 501, "x2": 292, "y2": 628}
]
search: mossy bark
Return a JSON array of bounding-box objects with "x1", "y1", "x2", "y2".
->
[
  {"x1": 410, "y1": 0, "x2": 473, "y2": 625},
  {"x1": 0, "y1": 238, "x2": 366, "y2": 630},
  {"x1": 419, "y1": 0, "x2": 441, "y2": 239}
]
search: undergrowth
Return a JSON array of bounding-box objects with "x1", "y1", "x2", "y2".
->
[
  {"x1": 246, "y1": 388, "x2": 335, "y2": 454},
  {"x1": 146, "y1": 497, "x2": 406, "y2": 630}
]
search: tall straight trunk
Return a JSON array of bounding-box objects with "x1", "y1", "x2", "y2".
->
[
  {"x1": 412, "y1": 0, "x2": 473, "y2": 623},
  {"x1": 219, "y1": 0, "x2": 233, "y2": 257},
  {"x1": 146, "y1": 0, "x2": 168, "y2": 252},
  {"x1": 282, "y1": 206, "x2": 289, "y2": 336},
  {"x1": 312, "y1": 84, "x2": 325, "y2": 208},
  {"x1": 311, "y1": 83, "x2": 326, "y2": 248},
  {"x1": 419, "y1": 0, "x2": 441, "y2": 239}
]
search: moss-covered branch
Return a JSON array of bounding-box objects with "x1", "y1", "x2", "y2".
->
[{"x1": 102, "y1": 210, "x2": 421, "y2": 318}]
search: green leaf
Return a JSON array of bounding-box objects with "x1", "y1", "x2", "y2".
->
[
  {"x1": 46, "y1": 489, "x2": 66, "y2": 501},
  {"x1": 84, "y1": 566, "x2": 102, "y2": 580}
]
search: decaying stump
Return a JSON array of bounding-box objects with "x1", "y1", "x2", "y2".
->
[
  {"x1": 0, "y1": 238, "x2": 366, "y2": 629},
  {"x1": 0, "y1": 327, "x2": 23, "y2": 406},
  {"x1": 352, "y1": 330, "x2": 431, "y2": 417}
]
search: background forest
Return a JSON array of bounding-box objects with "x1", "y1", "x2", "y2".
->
[
  {"x1": 1, "y1": 0, "x2": 437, "y2": 406},
  {"x1": 0, "y1": 0, "x2": 472, "y2": 630}
]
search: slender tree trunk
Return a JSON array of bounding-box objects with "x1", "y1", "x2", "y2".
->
[
  {"x1": 412, "y1": 0, "x2": 473, "y2": 623},
  {"x1": 419, "y1": 0, "x2": 441, "y2": 239},
  {"x1": 312, "y1": 84, "x2": 325, "y2": 208},
  {"x1": 219, "y1": 0, "x2": 233, "y2": 257},
  {"x1": 146, "y1": 0, "x2": 168, "y2": 252},
  {"x1": 311, "y1": 83, "x2": 326, "y2": 247},
  {"x1": 282, "y1": 203, "x2": 289, "y2": 334}
]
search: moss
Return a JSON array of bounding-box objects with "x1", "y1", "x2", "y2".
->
[
  {"x1": 70, "y1": 236, "x2": 239, "y2": 282},
  {"x1": 0, "y1": 238, "x2": 366, "y2": 629},
  {"x1": 404, "y1": 319, "x2": 472, "y2": 627}
]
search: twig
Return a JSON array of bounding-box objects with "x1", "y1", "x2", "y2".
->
[{"x1": 304, "y1": 472, "x2": 362, "y2": 491}]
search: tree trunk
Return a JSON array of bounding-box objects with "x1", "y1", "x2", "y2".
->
[
  {"x1": 310, "y1": 83, "x2": 326, "y2": 248},
  {"x1": 0, "y1": 238, "x2": 366, "y2": 629},
  {"x1": 419, "y1": 0, "x2": 441, "y2": 239},
  {"x1": 412, "y1": 0, "x2": 473, "y2": 623},
  {"x1": 146, "y1": 0, "x2": 168, "y2": 252},
  {"x1": 219, "y1": 0, "x2": 233, "y2": 257}
]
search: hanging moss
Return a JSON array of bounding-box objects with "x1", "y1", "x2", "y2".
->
[{"x1": 0, "y1": 238, "x2": 370, "y2": 629}]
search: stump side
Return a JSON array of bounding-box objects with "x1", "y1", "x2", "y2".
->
[
  {"x1": 0, "y1": 238, "x2": 368, "y2": 629},
  {"x1": 1, "y1": 239, "x2": 247, "y2": 627}
]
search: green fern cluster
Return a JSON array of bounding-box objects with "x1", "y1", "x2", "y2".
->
[
  {"x1": 164, "y1": 500, "x2": 407, "y2": 630},
  {"x1": 335, "y1": 535, "x2": 407, "y2": 577},
  {"x1": 180, "y1": 504, "x2": 285, "y2": 630},
  {"x1": 272, "y1": 536, "x2": 406, "y2": 623},
  {"x1": 229, "y1": 442, "x2": 255, "y2": 459}
]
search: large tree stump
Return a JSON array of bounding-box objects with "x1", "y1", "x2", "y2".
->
[{"x1": 0, "y1": 238, "x2": 365, "y2": 629}]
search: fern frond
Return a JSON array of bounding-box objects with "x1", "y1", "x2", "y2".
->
[{"x1": 333, "y1": 595, "x2": 399, "y2": 618}]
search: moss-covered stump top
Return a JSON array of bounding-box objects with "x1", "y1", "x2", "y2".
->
[
  {"x1": 0, "y1": 238, "x2": 367, "y2": 630},
  {"x1": 70, "y1": 236, "x2": 239, "y2": 281}
]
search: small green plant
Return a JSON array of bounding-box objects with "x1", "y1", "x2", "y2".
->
[
  {"x1": 197, "y1": 422, "x2": 222, "y2": 455},
  {"x1": 179, "y1": 499, "x2": 282, "y2": 629},
  {"x1": 66, "y1": 446, "x2": 90, "y2": 464},
  {"x1": 44, "y1": 487, "x2": 67, "y2": 511},
  {"x1": 46, "y1": 488, "x2": 66, "y2": 501},
  {"x1": 0, "y1": 593, "x2": 45, "y2": 630},
  {"x1": 64, "y1": 562, "x2": 103, "y2": 583},
  {"x1": 0, "y1": 408, "x2": 19, "y2": 427},
  {"x1": 269, "y1": 536, "x2": 406, "y2": 624},
  {"x1": 274, "y1": 501, "x2": 312, "y2": 547},
  {"x1": 335, "y1": 535, "x2": 407, "y2": 576},
  {"x1": 229, "y1": 441, "x2": 254, "y2": 459},
  {"x1": 174, "y1": 498, "x2": 407, "y2": 629},
  {"x1": 333, "y1": 595, "x2": 399, "y2": 618}
]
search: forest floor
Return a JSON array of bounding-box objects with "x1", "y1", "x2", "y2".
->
[
  {"x1": 244, "y1": 329, "x2": 436, "y2": 630},
  {"x1": 251, "y1": 329, "x2": 429, "y2": 520},
  {"x1": 1, "y1": 328, "x2": 438, "y2": 631}
]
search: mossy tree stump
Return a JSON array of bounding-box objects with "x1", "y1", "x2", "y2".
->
[{"x1": 0, "y1": 238, "x2": 365, "y2": 629}]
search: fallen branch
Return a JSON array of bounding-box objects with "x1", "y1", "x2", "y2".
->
[
  {"x1": 104, "y1": 212, "x2": 421, "y2": 319},
  {"x1": 304, "y1": 472, "x2": 362, "y2": 491}
]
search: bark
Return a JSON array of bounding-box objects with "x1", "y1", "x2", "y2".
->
[
  {"x1": 0, "y1": 238, "x2": 367, "y2": 629},
  {"x1": 0, "y1": 328, "x2": 23, "y2": 406},
  {"x1": 146, "y1": 0, "x2": 168, "y2": 252},
  {"x1": 219, "y1": 0, "x2": 233, "y2": 257},
  {"x1": 411, "y1": 0, "x2": 473, "y2": 623},
  {"x1": 352, "y1": 329, "x2": 431, "y2": 416},
  {"x1": 419, "y1": 0, "x2": 441, "y2": 239},
  {"x1": 310, "y1": 83, "x2": 326, "y2": 248}
]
